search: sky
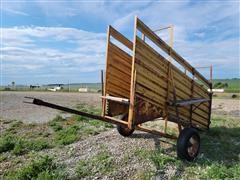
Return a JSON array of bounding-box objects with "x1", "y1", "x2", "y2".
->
[{"x1": 1, "y1": 0, "x2": 239, "y2": 85}]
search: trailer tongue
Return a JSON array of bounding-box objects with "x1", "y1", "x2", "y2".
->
[{"x1": 25, "y1": 17, "x2": 212, "y2": 161}]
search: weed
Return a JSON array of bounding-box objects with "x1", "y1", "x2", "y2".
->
[
  {"x1": 12, "y1": 138, "x2": 50, "y2": 155},
  {"x1": 0, "y1": 135, "x2": 15, "y2": 153},
  {"x1": 0, "y1": 154, "x2": 7, "y2": 162},
  {"x1": 4, "y1": 155, "x2": 66, "y2": 180},
  {"x1": 54, "y1": 125, "x2": 79, "y2": 145},
  {"x1": 76, "y1": 150, "x2": 114, "y2": 178},
  {"x1": 150, "y1": 149, "x2": 180, "y2": 170}
]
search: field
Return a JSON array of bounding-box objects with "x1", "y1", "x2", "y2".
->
[
  {"x1": 212, "y1": 79, "x2": 240, "y2": 93},
  {"x1": 0, "y1": 92, "x2": 240, "y2": 179}
]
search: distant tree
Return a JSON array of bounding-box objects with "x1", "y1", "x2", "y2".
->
[
  {"x1": 213, "y1": 82, "x2": 222, "y2": 88},
  {"x1": 224, "y1": 83, "x2": 228, "y2": 88}
]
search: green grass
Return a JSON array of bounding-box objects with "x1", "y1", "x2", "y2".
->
[
  {"x1": 4, "y1": 155, "x2": 66, "y2": 180},
  {"x1": 49, "y1": 104, "x2": 112, "y2": 146},
  {"x1": 213, "y1": 79, "x2": 240, "y2": 93},
  {"x1": 0, "y1": 135, "x2": 15, "y2": 153},
  {"x1": 134, "y1": 115, "x2": 240, "y2": 179},
  {"x1": 12, "y1": 138, "x2": 50, "y2": 155},
  {"x1": 0, "y1": 134, "x2": 50, "y2": 155},
  {"x1": 1, "y1": 104, "x2": 239, "y2": 179},
  {"x1": 76, "y1": 149, "x2": 114, "y2": 178},
  {"x1": 0, "y1": 104, "x2": 112, "y2": 156}
]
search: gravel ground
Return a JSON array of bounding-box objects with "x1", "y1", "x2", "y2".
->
[
  {"x1": 0, "y1": 91, "x2": 101, "y2": 123},
  {"x1": 0, "y1": 91, "x2": 239, "y2": 179},
  {"x1": 211, "y1": 98, "x2": 240, "y2": 117}
]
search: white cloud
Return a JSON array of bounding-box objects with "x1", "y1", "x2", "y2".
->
[
  {"x1": 3, "y1": 8, "x2": 29, "y2": 16},
  {"x1": 1, "y1": 26, "x2": 106, "y2": 84},
  {"x1": 1, "y1": 1, "x2": 239, "y2": 84}
]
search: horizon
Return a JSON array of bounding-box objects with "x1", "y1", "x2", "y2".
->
[
  {"x1": 1, "y1": 78, "x2": 239, "y2": 87},
  {"x1": 1, "y1": 1, "x2": 239, "y2": 85}
]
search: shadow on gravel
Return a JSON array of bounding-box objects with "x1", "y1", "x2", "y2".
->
[{"x1": 131, "y1": 132, "x2": 176, "y2": 150}]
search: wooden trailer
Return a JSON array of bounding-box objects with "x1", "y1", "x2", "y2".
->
[{"x1": 26, "y1": 17, "x2": 212, "y2": 161}]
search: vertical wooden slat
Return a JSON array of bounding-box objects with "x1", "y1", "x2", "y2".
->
[
  {"x1": 128, "y1": 16, "x2": 138, "y2": 129},
  {"x1": 102, "y1": 26, "x2": 110, "y2": 116}
]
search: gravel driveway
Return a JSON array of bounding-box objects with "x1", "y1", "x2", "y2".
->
[{"x1": 0, "y1": 91, "x2": 101, "y2": 123}]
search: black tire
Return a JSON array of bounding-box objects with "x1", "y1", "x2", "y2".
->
[
  {"x1": 117, "y1": 114, "x2": 134, "y2": 137},
  {"x1": 177, "y1": 127, "x2": 200, "y2": 161}
]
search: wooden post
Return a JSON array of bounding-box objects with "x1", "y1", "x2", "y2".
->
[
  {"x1": 102, "y1": 26, "x2": 110, "y2": 116},
  {"x1": 128, "y1": 16, "x2": 138, "y2": 129}
]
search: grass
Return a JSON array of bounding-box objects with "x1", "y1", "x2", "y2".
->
[
  {"x1": 76, "y1": 148, "x2": 114, "y2": 178},
  {"x1": 49, "y1": 104, "x2": 113, "y2": 146},
  {"x1": 1, "y1": 104, "x2": 239, "y2": 179},
  {"x1": 134, "y1": 115, "x2": 240, "y2": 179},
  {"x1": 4, "y1": 155, "x2": 66, "y2": 180},
  {"x1": 0, "y1": 104, "x2": 113, "y2": 177},
  {"x1": 0, "y1": 104, "x2": 112, "y2": 158},
  {"x1": 212, "y1": 79, "x2": 240, "y2": 93}
]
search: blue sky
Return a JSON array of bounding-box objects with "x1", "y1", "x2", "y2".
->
[{"x1": 1, "y1": 0, "x2": 239, "y2": 85}]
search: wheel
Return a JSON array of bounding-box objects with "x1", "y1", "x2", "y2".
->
[
  {"x1": 117, "y1": 114, "x2": 134, "y2": 137},
  {"x1": 177, "y1": 127, "x2": 200, "y2": 161}
]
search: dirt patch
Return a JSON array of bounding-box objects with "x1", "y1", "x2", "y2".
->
[
  {"x1": 212, "y1": 99, "x2": 240, "y2": 117},
  {"x1": 0, "y1": 91, "x2": 101, "y2": 123}
]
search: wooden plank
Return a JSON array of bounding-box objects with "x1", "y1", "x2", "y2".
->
[
  {"x1": 135, "y1": 54, "x2": 168, "y2": 81},
  {"x1": 135, "y1": 63, "x2": 168, "y2": 88},
  {"x1": 135, "y1": 83, "x2": 166, "y2": 105},
  {"x1": 109, "y1": 26, "x2": 133, "y2": 50},
  {"x1": 106, "y1": 84, "x2": 129, "y2": 98},
  {"x1": 135, "y1": 94, "x2": 164, "y2": 109},
  {"x1": 103, "y1": 26, "x2": 111, "y2": 116},
  {"x1": 101, "y1": 95, "x2": 129, "y2": 104},
  {"x1": 108, "y1": 61, "x2": 131, "y2": 77},
  {"x1": 135, "y1": 37, "x2": 168, "y2": 73},
  {"x1": 169, "y1": 103, "x2": 209, "y2": 122},
  {"x1": 107, "y1": 80, "x2": 130, "y2": 96},
  {"x1": 108, "y1": 72, "x2": 130, "y2": 88},
  {"x1": 108, "y1": 42, "x2": 132, "y2": 66},
  {"x1": 136, "y1": 17, "x2": 210, "y2": 87},
  {"x1": 168, "y1": 110, "x2": 208, "y2": 127},
  {"x1": 108, "y1": 55, "x2": 131, "y2": 75},
  {"x1": 128, "y1": 17, "x2": 138, "y2": 129},
  {"x1": 137, "y1": 73, "x2": 167, "y2": 97},
  {"x1": 172, "y1": 65, "x2": 209, "y2": 98}
]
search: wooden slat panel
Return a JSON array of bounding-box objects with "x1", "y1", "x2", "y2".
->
[
  {"x1": 108, "y1": 65, "x2": 131, "y2": 80},
  {"x1": 135, "y1": 37, "x2": 168, "y2": 73},
  {"x1": 108, "y1": 42, "x2": 132, "y2": 66},
  {"x1": 108, "y1": 74, "x2": 130, "y2": 91},
  {"x1": 109, "y1": 26, "x2": 133, "y2": 50},
  {"x1": 105, "y1": 41, "x2": 132, "y2": 100},
  {"x1": 135, "y1": 94, "x2": 163, "y2": 109},
  {"x1": 136, "y1": 17, "x2": 211, "y2": 87},
  {"x1": 108, "y1": 56, "x2": 131, "y2": 75},
  {"x1": 137, "y1": 73, "x2": 167, "y2": 97},
  {"x1": 135, "y1": 83, "x2": 165, "y2": 107},
  {"x1": 135, "y1": 63, "x2": 168, "y2": 88},
  {"x1": 107, "y1": 81, "x2": 130, "y2": 98}
]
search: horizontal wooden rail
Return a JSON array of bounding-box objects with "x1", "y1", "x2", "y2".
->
[
  {"x1": 109, "y1": 25, "x2": 133, "y2": 50},
  {"x1": 136, "y1": 17, "x2": 211, "y2": 87}
]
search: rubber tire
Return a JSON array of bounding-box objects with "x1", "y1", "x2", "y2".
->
[
  {"x1": 177, "y1": 127, "x2": 200, "y2": 161},
  {"x1": 117, "y1": 114, "x2": 134, "y2": 137}
]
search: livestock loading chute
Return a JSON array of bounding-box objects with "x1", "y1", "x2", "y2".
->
[{"x1": 25, "y1": 17, "x2": 212, "y2": 161}]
